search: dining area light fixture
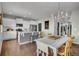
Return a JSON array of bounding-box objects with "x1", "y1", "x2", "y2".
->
[{"x1": 54, "y1": 2, "x2": 72, "y2": 22}]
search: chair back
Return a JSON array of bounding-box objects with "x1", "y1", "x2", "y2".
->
[{"x1": 64, "y1": 37, "x2": 73, "y2": 56}]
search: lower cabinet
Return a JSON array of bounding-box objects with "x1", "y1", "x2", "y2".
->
[{"x1": 19, "y1": 32, "x2": 39, "y2": 44}]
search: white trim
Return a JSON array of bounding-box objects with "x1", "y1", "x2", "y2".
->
[
  {"x1": 18, "y1": 32, "x2": 21, "y2": 43},
  {"x1": 19, "y1": 41, "x2": 31, "y2": 45}
]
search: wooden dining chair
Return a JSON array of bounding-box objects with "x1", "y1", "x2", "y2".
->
[{"x1": 58, "y1": 37, "x2": 73, "y2": 56}]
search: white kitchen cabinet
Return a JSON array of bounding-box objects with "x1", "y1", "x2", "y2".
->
[
  {"x1": 3, "y1": 18, "x2": 16, "y2": 27},
  {"x1": 3, "y1": 17, "x2": 16, "y2": 31}
]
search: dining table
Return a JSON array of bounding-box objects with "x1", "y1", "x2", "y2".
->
[{"x1": 35, "y1": 35, "x2": 68, "y2": 56}]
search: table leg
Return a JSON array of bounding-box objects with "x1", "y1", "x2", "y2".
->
[
  {"x1": 49, "y1": 46, "x2": 57, "y2": 56},
  {"x1": 37, "y1": 48, "x2": 39, "y2": 56},
  {"x1": 53, "y1": 48, "x2": 57, "y2": 56}
]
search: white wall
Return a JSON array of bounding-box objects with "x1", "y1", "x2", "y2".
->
[
  {"x1": 71, "y1": 10, "x2": 79, "y2": 44},
  {"x1": 37, "y1": 16, "x2": 54, "y2": 35}
]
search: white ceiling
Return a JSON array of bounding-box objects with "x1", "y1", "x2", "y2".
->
[{"x1": 0, "y1": 2, "x2": 79, "y2": 20}]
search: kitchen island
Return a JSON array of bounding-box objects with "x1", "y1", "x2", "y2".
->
[{"x1": 18, "y1": 31, "x2": 39, "y2": 45}]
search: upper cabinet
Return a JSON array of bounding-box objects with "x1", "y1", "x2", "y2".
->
[
  {"x1": 3, "y1": 17, "x2": 16, "y2": 31},
  {"x1": 3, "y1": 17, "x2": 16, "y2": 27}
]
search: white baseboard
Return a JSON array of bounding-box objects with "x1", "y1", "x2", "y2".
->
[{"x1": 19, "y1": 41, "x2": 32, "y2": 45}]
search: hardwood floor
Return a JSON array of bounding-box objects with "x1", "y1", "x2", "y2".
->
[
  {"x1": 20, "y1": 42, "x2": 37, "y2": 56},
  {"x1": 72, "y1": 44, "x2": 79, "y2": 56},
  {"x1": 20, "y1": 42, "x2": 79, "y2": 56},
  {"x1": 1, "y1": 40, "x2": 20, "y2": 56},
  {"x1": 0, "y1": 41, "x2": 79, "y2": 56}
]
